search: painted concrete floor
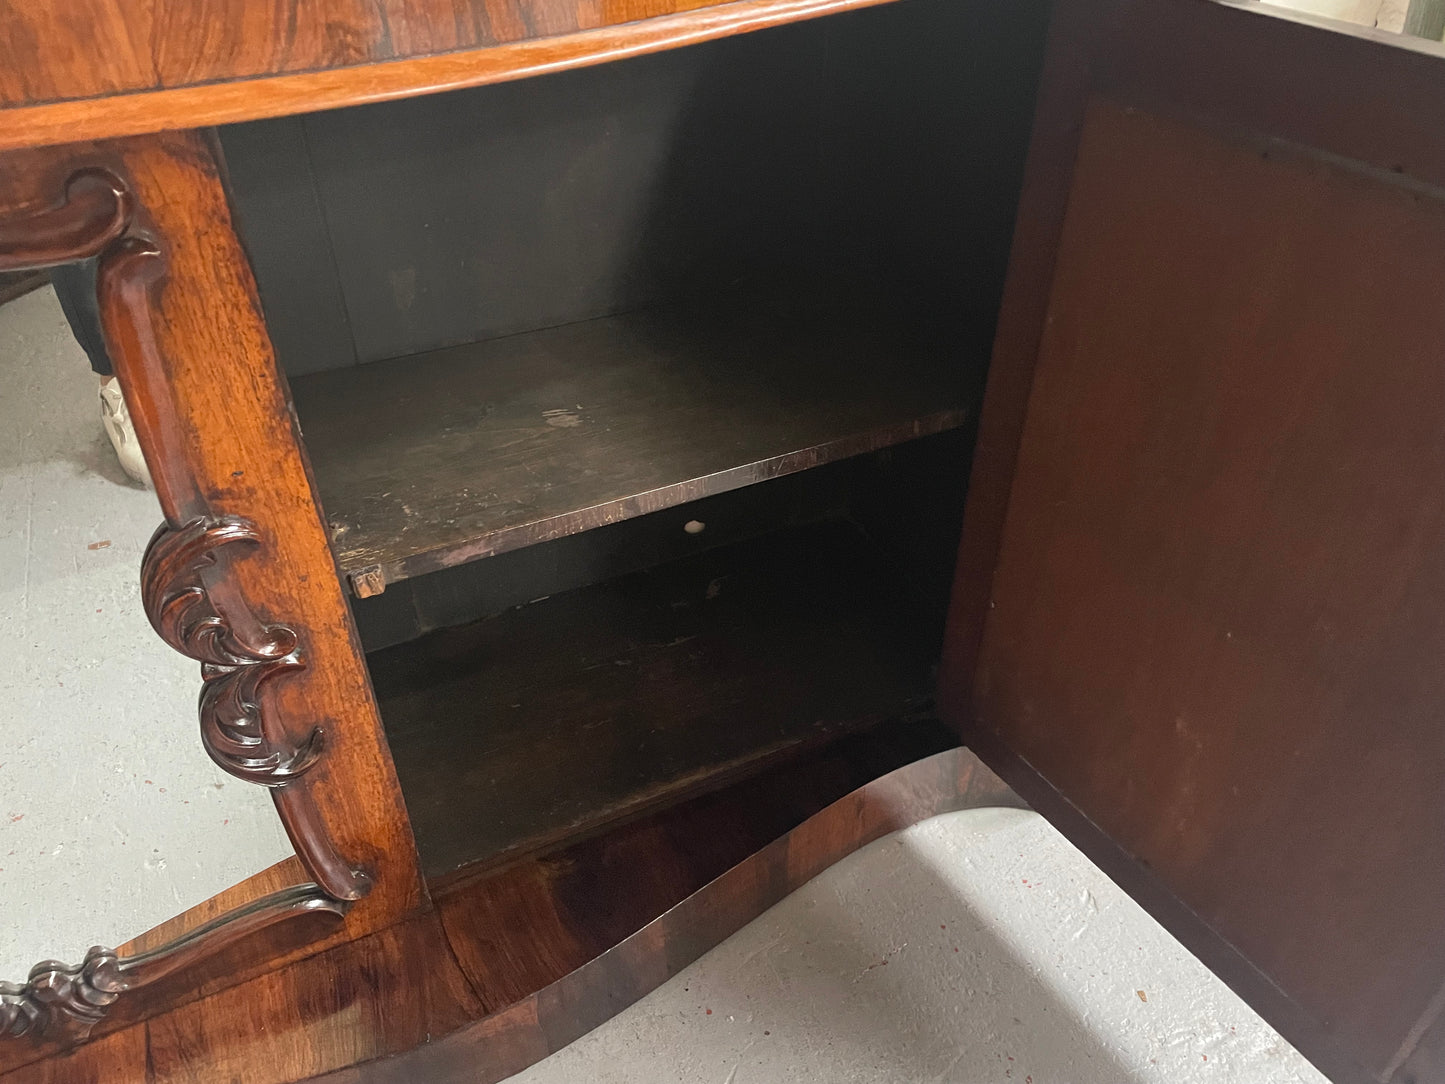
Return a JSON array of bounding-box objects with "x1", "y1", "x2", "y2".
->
[
  {"x1": 511, "y1": 809, "x2": 1327, "y2": 1084},
  {"x1": 0, "y1": 286, "x2": 1326, "y2": 1082}
]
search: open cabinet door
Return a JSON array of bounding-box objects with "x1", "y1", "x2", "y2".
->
[{"x1": 938, "y1": 3, "x2": 1445, "y2": 1083}]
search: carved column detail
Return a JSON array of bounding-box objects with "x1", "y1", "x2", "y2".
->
[
  {"x1": 139, "y1": 517, "x2": 370, "y2": 901},
  {"x1": 0, "y1": 151, "x2": 377, "y2": 1057}
]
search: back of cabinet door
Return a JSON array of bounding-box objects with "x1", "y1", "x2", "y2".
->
[{"x1": 940, "y1": 3, "x2": 1445, "y2": 1082}]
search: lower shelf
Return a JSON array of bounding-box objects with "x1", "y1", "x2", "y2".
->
[{"x1": 368, "y1": 520, "x2": 941, "y2": 880}]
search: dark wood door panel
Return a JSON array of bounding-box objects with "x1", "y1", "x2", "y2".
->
[{"x1": 970, "y1": 97, "x2": 1445, "y2": 1084}]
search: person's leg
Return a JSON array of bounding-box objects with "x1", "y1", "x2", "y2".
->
[
  {"x1": 50, "y1": 260, "x2": 151, "y2": 486},
  {"x1": 50, "y1": 261, "x2": 111, "y2": 377}
]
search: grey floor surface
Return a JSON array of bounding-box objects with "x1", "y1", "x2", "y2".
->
[
  {"x1": 512, "y1": 808, "x2": 1328, "y2": 1084},
  {"x1": 1, "y1": 286, "x2": 1327, "y2": 1083}
]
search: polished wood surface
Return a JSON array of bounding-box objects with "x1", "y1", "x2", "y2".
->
[
  {"x1": 0, "y1": 150, "x2": 363, "y2": 1064},
  {"x1": 984, "y1": 99, "x2": 1445, "y2": 1082},
  {"x1": 1, "y1": 888, "x2": 345, "y2": 1048},
  {"x1": 139, "y1": 516, "x2": 365, "y2": 900},
  {"x1": 86, "y1": 132, "x2": 422, "y2": 924},
  {"x1": 944, "y1": 0, "x2": 1445, "y2": 721},
  {"x1": 0, "y1": 166, "x2": 130, "y2": 268},
  {"x1": 8, "y1": 0, "x2": 1434, "y2": 1080},
  {"x1": 950, "y1": 66, "x2": 1445, "y2": 1084},
  {"x1": 8, "y1": 1027, "x2": 149, "y2": 1084},
  {"x1": 0, "y1": 134, "x2": 425, "y2": 1072},
  {"x1": 940, "y1": 7, "x2": 1445, "y2": 1083},
  {"x1": 0, "y1": 0, "x2": 899, "y2": 151},
  {"x1": 119, "y1": 859, "x2": 308, "y2": 957},
  {"x1": 293, "y1": 295, "x2": 964, "y2": 593},
  {"x1": 337, "y1": 745, "x2": 1020, "y2": 1083},
  {"x1": 0, "y1": 0, "x2": 1044, "y2": 1070},
  {"x1": 427, "y1": 720, "x2": 969, "y2": 1004},
  {"x1": 99, "y1": 861, "x2": 340, "y2": 1034},
  {"x1": 371, "y1": 522, "x2": 938, "y2": 879},
  {"x1": 146, "y1": 913, "x2": 483, "y2": 1084},
  {"x1": 0, "y1": 747, "x2": 1018, "y2": 1083}
]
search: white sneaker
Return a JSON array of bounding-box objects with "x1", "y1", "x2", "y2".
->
[{"x1": 99, "y1": 377, "x2": 152, "y2": 487}]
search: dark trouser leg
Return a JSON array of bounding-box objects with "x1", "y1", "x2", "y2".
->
[
  {"x1": 55, "y1": 257, "x2": 151, "y2": 484},
  {"x1": 50, "y1": 259, "x2": 113, "y2": 378}
]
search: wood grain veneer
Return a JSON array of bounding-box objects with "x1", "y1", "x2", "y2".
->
[{"x1": 0, "y1": 0, "x2": 901, "y2": 151}]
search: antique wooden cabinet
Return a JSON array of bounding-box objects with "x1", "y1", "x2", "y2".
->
[{"x1": 1, "y1": 0, "x2": 1442, "y2": 1081}]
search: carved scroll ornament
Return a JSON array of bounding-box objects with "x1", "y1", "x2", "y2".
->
[
  {"x1": 139, "y1": 516, "x2": 370, "y2": 901},
  {"x1": 0, "y1": 887, "x2": 346, "y2": 1046},
  {"x1": 142, "y1": 517, "x2": 323, "y2": 786},
  {"x1": 0, "y1": 949, "x2": 120, "y2": 1044},
  {"x1": 0, "y1": 169, "x2": 132, "y2": 271}
]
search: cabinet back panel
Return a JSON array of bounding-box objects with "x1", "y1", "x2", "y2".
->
[
  {"x1": 369, "y1": 519, "x2": 940, "y2": 877},
  {"x1": 298, "y1": 36, "x2": 818, "y2": 365},
  {"x1": 218, "y1": 115, "x2": 358, "y2": 375},
  {"x1": 220, "y1": 0, "x2": 1050, "y2": 374}
]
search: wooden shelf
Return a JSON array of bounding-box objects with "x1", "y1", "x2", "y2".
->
[
  {"x1": 292, "y1": 294, "x2": 965, "y2": 596},
  {"x1": 366, "y1": 521, "x2": 940, "y2": 880}
]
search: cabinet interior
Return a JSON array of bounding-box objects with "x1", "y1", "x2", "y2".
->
[{"x1": 222, "y1": 0, "x2": 1050, "y2": 883}]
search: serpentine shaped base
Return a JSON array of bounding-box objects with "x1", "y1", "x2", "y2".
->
[
  {"x1": 320, "y1": 747, "x2": 1023, "y2": 1084},
  {"x1": 0, "y1": 747, "x2": 1021, "y2": 1080}
]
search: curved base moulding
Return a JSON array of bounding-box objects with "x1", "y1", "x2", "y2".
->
[
  {"x1": 0, "y1": 744, "x2": 1019, "y2": 1083},
  {"x1": 331, "y1": 745, "x2": 1023, "y2": 1084}
]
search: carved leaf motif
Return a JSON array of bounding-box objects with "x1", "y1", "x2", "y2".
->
[
  {"x1": 0, "y1": 985, "x2": 40, "y2": 1040},
  {"x1": 0, "y1": 886, "x2": 348, "y2": 1049},
  {"x1": 0, "y1": 949, "x2": 122, "y2": 1044},
  {"x1": 141, "y1": 517, "x2": 292, "y2": 667},
  {"x1": 141, "y1": 517, "x2": 325, "y2": 787}
]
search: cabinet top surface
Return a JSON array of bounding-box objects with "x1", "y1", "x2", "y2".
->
[
  {"x1": 0, "y1": 0, "x2": 892, "y2": 151},
  {"x1": 1, "y1": 1, "x2": 1434, "y2": 154}
]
